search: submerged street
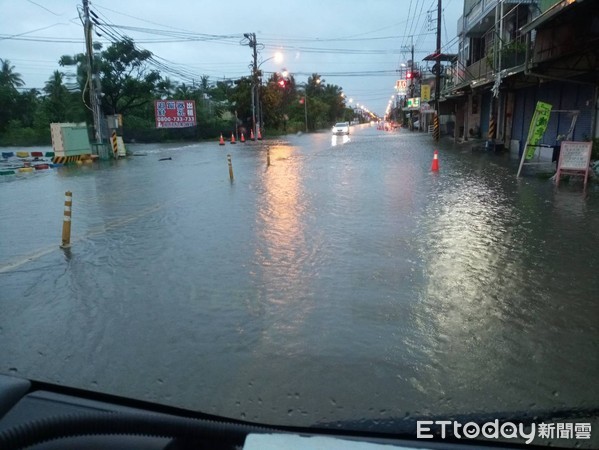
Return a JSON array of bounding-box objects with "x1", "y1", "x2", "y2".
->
[{"x1": 1, "y1": 126, "x2": 598, "y2": 432}]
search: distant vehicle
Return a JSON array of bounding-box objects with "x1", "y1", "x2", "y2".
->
[{"x1": 332, "y1": 122, "x2": 350, "y2": 135}]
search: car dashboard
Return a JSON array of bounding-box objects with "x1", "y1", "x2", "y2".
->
[{"x1": 0, "y1": 374, "x2": 583, "y2": 450}]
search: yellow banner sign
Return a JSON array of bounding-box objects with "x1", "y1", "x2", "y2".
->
[{"x1": 421, "y1": 85, "x2": 431, "y2": 102}]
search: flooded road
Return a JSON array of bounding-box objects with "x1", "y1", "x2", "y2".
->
[{"x1": 1, "y1": 125, "x2": 598, "y2": 435}]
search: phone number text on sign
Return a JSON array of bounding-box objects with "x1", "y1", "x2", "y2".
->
[{"x1": 157, "y1": 117, "x2": 196, "y2": 122}]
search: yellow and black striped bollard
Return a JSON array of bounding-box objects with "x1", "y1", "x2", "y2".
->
[
  {"x1": 111, "y1": 131, "x2": 119, "y2": 158},
  {"x1": 60, "y1": 191, "x2": 72, "y2": 248},
  {"x1": 488, "y1": 116, "x2": 496, "y2": 140}
]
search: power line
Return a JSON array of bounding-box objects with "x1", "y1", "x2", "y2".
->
[
  {"x1": 26, "y1": 0, "x2": 62, "y2": 16},
  {"x1": 0, "y1": 23, "x2": 69, "y2": 42}
]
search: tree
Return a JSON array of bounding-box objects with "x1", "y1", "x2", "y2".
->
[
  {"x1": 230, "y1": 77, "x2": 253, "y2": 127},
  {"x1": 261, "y1": 72, "x2": 298, "y2": 129},
  {"x1": 0, "y1": 59, "x2": 24, "y2": 131},
  {"x1": 61, "y1": 38, "x2": 161, "y2": 116},
  {"x1": 42, "y1": 71, "x2": 71, "y2": 123},
  {"x1": 198, "y1": 75, "x2": 211, "y2": 93},
  {"x1": 322, "y1": 84, "x2": 345, "y2": 124},
  {"x1": 0, "y1": 59, "x2": 24, "y2": 89},
  {"x1": 305, "y1": 73, "x2": 324, "y2": 98},
  {"x1": 16, "y1": 89, "x2": 41, "y2": 128},
  {"x1": 98, "y1": 38, "x2": 161, "y2": 115},
  {"x1": 156, "y1": 76, "x2": 175, "y2": 99},
  {"x1": 174, "y1": 83, "x2": 193, "y2": 99}
]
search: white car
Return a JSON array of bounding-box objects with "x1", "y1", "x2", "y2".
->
[{"x1": 332, "y1": 122, "x2": 350, "y2": 135}]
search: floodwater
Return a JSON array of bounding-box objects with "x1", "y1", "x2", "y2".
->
[{"x1": 1, "y1": 125, "x2": 598, "y2": 442}]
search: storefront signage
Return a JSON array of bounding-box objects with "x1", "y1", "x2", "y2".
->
[{"x1": 556, "y1": 141, "x2": 592, "y2": 189}]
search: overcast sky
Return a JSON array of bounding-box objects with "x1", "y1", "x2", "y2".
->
[{"x1": 0, "y1": 0, "x2": 462, "y2": 115}]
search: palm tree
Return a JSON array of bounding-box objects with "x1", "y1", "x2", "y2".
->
[
  {"x1": 0, "y1": 59, "x2": 24, "y2": 89},
  {"x1": 174, "y1": 83, "x2": 193, "y2": 99},
  {"x1": 156, "y1": 77, "x2": 175, "y2": 99},
  {"x1": 44, "y1": 71, "x2": 66, "y2": 96},
  {"x1": 199, "y1": 75, "x2": 211, "y2": 93},
  {"x1": 43, "y1": 71, "x2": 70, "y2": 122},
  {"x1": 0, "y1": 59, "x2": 24, "y2": 131}
]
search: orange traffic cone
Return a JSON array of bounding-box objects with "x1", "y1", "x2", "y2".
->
[
  {"x1": 219, "y1": 134, "x2": 225, "y2": 146},
  {"x1": 250, "y1": 129, "x2": 255, "y2": 141},
  {"x1": 230, "y1": 133, "x2": 236, "y2": 144},
  {"x1": 257, "y1": 128, "x2": 262, "y2": 140},
  {"x1": 240, "y1": 133, "x2": 245, "y2": 143},
  {"x1": 431, "y1": 150, "x2": 439, "y2": 171}
]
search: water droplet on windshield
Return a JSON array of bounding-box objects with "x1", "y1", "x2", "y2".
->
[
  {"x1": 8, "y1": 367, "x2": 18, "y2": 373},
  {"x1": 552, "y1": 390, "x2": 559, "y2": 397}
]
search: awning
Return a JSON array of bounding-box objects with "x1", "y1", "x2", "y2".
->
[{"x1": 423, "y1": 53, "x2": 458, "y2": 62}]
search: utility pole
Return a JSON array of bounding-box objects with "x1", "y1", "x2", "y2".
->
[
  {"x1": 303, "y1": 94, "x2": 308, "y2": 133},
  {"x1": 82, "y1": 0, "x2": 103, "y2": 144},
  {"x1": 410, "y1": 36, "x2": 415, "y2": 99},
  {"x1": 244, "y1": 33, "x2": 259, "y2": 141},
  {"x1": 434, "y1": 0, "x2": 442, "y2": 141}
]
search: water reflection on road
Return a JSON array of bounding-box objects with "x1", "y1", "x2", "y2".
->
[{"x1": 331, "y1": 134, "x2": 350, "y2": 146}]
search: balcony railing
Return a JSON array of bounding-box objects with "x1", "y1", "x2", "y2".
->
[{"x1": 464, "y1": 0, "x2": 538, "y2": 34}]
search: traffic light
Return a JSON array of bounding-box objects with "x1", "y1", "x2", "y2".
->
[
  {"x1": 406, "y1": 72, "x2": 413, "y2": 80},
  {"x1": 278, "y1": 79, "x2": 286, "y2": 88}
]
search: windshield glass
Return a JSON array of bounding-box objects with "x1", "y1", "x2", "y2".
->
[{"x1": 1, "y1": 1, "x2": 598, "y2": 448}]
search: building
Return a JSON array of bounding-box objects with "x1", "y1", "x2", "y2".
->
[{"x1": 440, "y1": 0, "x2": 598, "y2": 159}]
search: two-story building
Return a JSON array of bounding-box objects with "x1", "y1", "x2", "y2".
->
[{"x1": 440, "y1": 0, "x2": 598, "y2": 158}]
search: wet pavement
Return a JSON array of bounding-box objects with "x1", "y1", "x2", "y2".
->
[{"x1": 1, "y1": 125, "x2": 598, "y2": 437}]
